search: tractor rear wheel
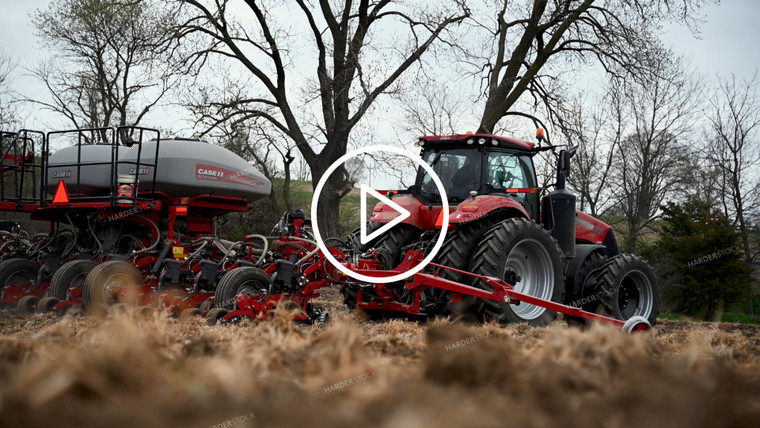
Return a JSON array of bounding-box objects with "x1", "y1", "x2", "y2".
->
[
  {"x1": 49, "y1": 260, "x2": 97, "y2": 301},
  {"x1": 82, "y1": 261, "x2": 143, "y2": 315},
  {"x1": 214, "y1": 267, "x2": 271, "y2": 310},
  {"x1": 348, "y1": 222, "x2": 385, "y2": 253},
  {"x1": 469, "y1": 218, "x2": 565, "y2": 326},
  {"x1": 598, "y1": 254, "x2": 660, "y2": 326},
  {"x1": 373, "y1": 225, "x2": 421, "y2": 269},
  {"x1": 434, "y1": 219, "x2": 496, "y2": 318}
]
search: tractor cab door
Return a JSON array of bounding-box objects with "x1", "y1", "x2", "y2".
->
[
  {"x1": 416, "y1": 148, "x2": 482, "y2": 204},
  {"x1": 484, "y1": 150, "x2": 539, "y2": 220}
]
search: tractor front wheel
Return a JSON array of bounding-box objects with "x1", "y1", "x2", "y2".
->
[
  {"x1": 564, "y1": 251, "x2": 607, "y2": 327},
  {"x1": 469, "y1": 218, "x2": 565, "y2": 326}
]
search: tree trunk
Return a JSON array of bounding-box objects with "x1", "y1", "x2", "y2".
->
[
  {"x1": 707, "y1": 299, "x2": 725, "y2": 322},
  {"x1": 311, "y1": 156, "x2": 352, "y2": 238}
]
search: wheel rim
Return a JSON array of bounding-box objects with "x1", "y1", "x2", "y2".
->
[
  {"x1": 103, "y1": 272, "x2": 138, "y2": 304},
  {"x1": 503, "y1": 238, "x2": 555, "y2": 320},
  {"x1": 618, "y1": 269, "x2": 654, "y2": 319}
]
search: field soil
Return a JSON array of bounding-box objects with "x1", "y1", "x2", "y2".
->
[{"x1": 1, "y1": 287, "x2": 759, "y2": 428}]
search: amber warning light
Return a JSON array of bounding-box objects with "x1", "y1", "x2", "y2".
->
[{"x1": 536, "y1": 128, "x2": 545, "y2": 142}]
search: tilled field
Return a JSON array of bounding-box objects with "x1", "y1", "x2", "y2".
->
[{"x1": 1, "y1": 288, "x2": 759, "y2": 428}]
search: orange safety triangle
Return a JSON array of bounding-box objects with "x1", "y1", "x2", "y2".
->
[{"x1": 53, "y1": 180, "x2": 70, "y2": 204}]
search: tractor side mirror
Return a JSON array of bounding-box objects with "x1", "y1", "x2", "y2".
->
[
  {"x1": 558, "y1": 145, "x2": 579, "y2": 179},
  {"x1": 556, "y1": 146, "x2": 578, "y2": 190}
]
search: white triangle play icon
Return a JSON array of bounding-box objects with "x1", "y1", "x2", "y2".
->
[{"x1": 360, "y1": 184, "x2": 411, "y2": 245}]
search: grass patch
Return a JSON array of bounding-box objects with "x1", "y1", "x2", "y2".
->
[{"x1": 721, "y1": 312, "x2": 760, "y2": 325}]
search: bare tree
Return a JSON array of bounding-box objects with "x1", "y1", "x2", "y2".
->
[
  {"x1": 607, "y1": 56, "x2": 700, "y2": 252},
  {"x1": 30, "y1": 0, "x2": 187, "y2": 138},
  {"x1": 0, "y1": 50, "x2": 18, "y2": 128},
  {"x1": 176, "y1": 0, "x2": 469, "y2": 236},
  {"x1": 399, "y1": 75, "x2": 469, "y2": 136},
  {"x1": 704, "y1": 72, "x2": 760, "y2": 313},
  {"x1": 463, "y1": 0, "x2": 712, "y2": 134},
  {"x1": 563, "y1": 95, "x2": 618, "y2": 217}
]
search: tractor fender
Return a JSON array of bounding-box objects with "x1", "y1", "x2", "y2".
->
[
  {"x1": 566, "y1": 244, "x2": 607, "y2": 298},
  {"x1": 370, "y1": 195, "x2": 431, "y2": 229},
  {"x1": 448, "y1": 195, "x2": 529, "y2": 225},
  {"x1": 370, "y1": 194, "x2": 529, "y2": 230}
]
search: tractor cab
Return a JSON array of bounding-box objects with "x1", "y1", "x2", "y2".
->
[{"x1": 412, "y1": 134, "x2": 540, "y2": 220}]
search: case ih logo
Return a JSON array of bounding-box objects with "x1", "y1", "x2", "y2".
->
[
  {"x1": 52, "y1": 170, "x2": 72, "y2": 178},
  {"x1": 197, "y1": 167, "x2": 224, "y2": 178},
  {"x1": 195, "y1": 164, "x2": 265, "y2": 189},
  {"x1": 129, "y1": 167, "x2": 151, "y2": 175}
]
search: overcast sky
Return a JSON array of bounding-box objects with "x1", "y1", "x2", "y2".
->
[{"x1": 1, "y1": 0, "x2": 759, "y2": 130}]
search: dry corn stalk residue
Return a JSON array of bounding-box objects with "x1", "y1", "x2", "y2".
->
[{"x1": 1, "y1": 293, "x2": 759, "y2": 428}]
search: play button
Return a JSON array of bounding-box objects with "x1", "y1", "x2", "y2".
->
[
  {"x1": 311, "y1": 145, "x2": 448, "y2": 283},
  {"x1": 359, "y1": 185, "x2": 410, "y2": 245}
]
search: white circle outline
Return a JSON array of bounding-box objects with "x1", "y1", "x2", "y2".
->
[{"x1": 311, "y1": 145, "x2": 449, "y2": 283}]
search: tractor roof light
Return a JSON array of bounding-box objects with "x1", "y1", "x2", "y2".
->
[
  {"x1": 536, "y1": 128, "x2": 545, "y2": 143},
  {"x1": 467, "y1": 138, "x2": 475, "y2": 145},
  {"x1": 478, "y1": 138, "x2": 486, "y2": 145},
  {"x1": 491, "y1": 138, "x2": 498, "y2": 146},
  {"x1": 415, "y1": 139, "x2": 425, "y2": 147}
]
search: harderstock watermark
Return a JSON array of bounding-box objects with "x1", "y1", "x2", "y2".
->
[
  {"x1": 209, "y1": 411, "x2": 255, "y2": 428},
  {"x1": 438, "y1": 330, "x2": 496, "y2": 352},
  {"x1": 318, "y1": 370, "x2": 376, "y2": 395},
  {"x1": 105, "y1": 202, "x2": 156, "y2": 222},
  {"x1": 687, "y1": 245, "x2": 744, "y2": 268}
]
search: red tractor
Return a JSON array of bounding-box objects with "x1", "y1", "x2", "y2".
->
[{"x1": 345, "y1": 132, "x2": 659, "y2": 326}]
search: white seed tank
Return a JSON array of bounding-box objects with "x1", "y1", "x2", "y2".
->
[{"x1": 46, "y1": 138, "x2": 271, "y2": 201}]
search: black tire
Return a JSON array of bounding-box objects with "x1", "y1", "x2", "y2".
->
[
  {"x1": 49, "y1": 260, "x2": 97, "y2": 301},
  {"x1": 17, "y1": 295, "x2": 39, "y2": 314},
  {"x1": 36, "y1": 296, "x2": 61, "y2": 314},
  {"x1": 0, "y1": 258, "x2": 40, "y2": 290},
  {"x1": 82, "y1": 261, "x2": 143, "y2": 315},
  {"x1": 434, "y1": 219, "x2": 496, "y2": 318},
  {"x1": 339, "y1": 284, "x2": 384, "y2": 320},
  {"x1": 564, "y1": 252, "x2": 607, "y2": 327},
  {"x1": 469, "y1": 218, "x2": 565, "y2": 326},
  {"x1": 348, "y1": 222, "x2": 385, "y2": 253},
  {"x1": 214, "y1": 267, "x2": 271, "y2": 310},
  {"x1": 373, "y1": 225, "x2": 421, "y2": 269},
  {"x1": 205, "y1": 307, "x2": 230, "y2": 325},
  {"x1": 598, "y1": 254, "x2": 660, "y2": 326}
]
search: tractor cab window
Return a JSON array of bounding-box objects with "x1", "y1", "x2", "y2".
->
[
  {"x1": 417, "y1": 148, "x2": 482, "y2": 204},
  {"x1": 486, "y1": 150, "x2": 538, "y2": 218}
]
